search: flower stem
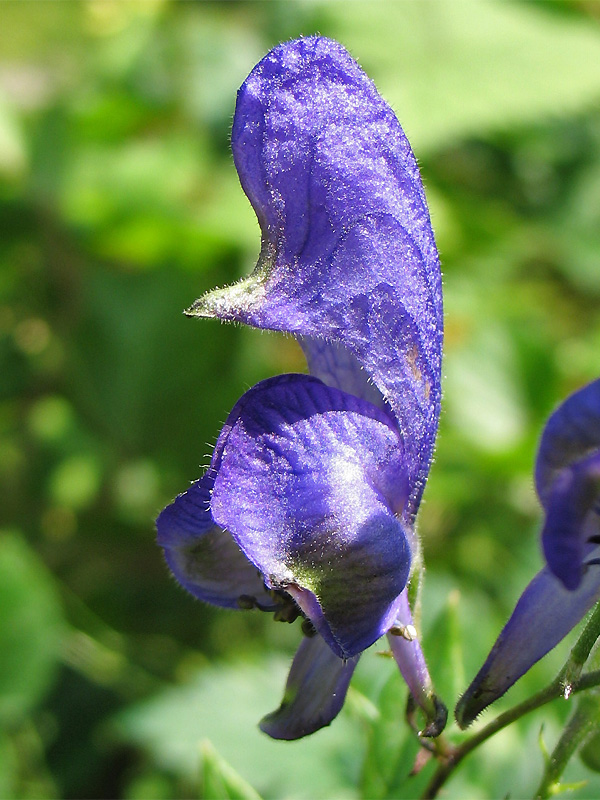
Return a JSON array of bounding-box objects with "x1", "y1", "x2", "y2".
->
[
  {"x1": 535, "y1": 637, "x2": 600, "y2": 799},
  {"x1": 422, "y1": 600, "x2": 600, "y2": 799},
  {"x1": 534, "y1": 689, "x2": 600, "y2": 799},
  {"x1": 421, "y1": 669, "x2": 600, "y2": 799},
  {"x1": 560, "y1": 601, "x2": 600, "y2": 693}
]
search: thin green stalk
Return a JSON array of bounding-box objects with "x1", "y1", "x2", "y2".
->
[
  {"x1": 534, "y1": 689, "x2": 600, "y2": 799},
  {"x1": 422, "y1": 600, "x2": 600, "y2": 799},
  {"x1": 421, "y1": 669, "x2": 600, "y2": 800},
  {"x1": 535, "y1": 640, "x2": 600, "y2": 799},
  {"x1": 560, "y1": 602, "x2": 600, "y2": 693}
]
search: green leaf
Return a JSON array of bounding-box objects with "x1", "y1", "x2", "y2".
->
[
  {"x1": 200, "y1": 739, "x2": 262, "y2": 800},
  {"x1": 360, "y1": 666, "x2": 433, "y2": 800},
  {"x1": 539, "y1": 723, "x2": 551, "y2": 770},
  {"x1": 322, "y1": 0, "x2": 600, "y2": 152},
  {"x1": 444, "y1": 321, "x2": 528, "y2": 453},
  {"x1": 424, "y1": 588, "x2": 465, "y2": 707},
  {"x1": 549, "y1": 780, "x2": 591, "y2": 796},
  {"x1": 48, "y1": 453, "x2": 102, "y2": 510},
  {"x1": 115, "y1": 658, "x2": 362, "y2": 800},
  {"x1": 0, "y1": 532, "x2": 65, "y2": 723}
]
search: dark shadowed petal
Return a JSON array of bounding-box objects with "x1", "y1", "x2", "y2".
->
[
  {"x1": 210, "y1": 373, "x2": 412, "y2": 659},
  {"x1": 536, "y1": 378, "x2": 600, "y2": 505},
  {"x1": 187, "y1": 36, "x2": 442, "y2": 516},
  {"x1": 456, "y1": 562, "x2": 600, "y2": 728},
  {"x1": 541, "y1": 452, "x2": 600, "y2": 590},
  {"x1": 156, "y1": 474, "x2": 272, "y2": 609},
  {"x1": 259, "y1": 635, "x2": 359, "y2": 740}
]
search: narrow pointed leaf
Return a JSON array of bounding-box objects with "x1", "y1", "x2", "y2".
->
[{"x1": 200, "y1": 739, "x2": 263, "y2": 800}]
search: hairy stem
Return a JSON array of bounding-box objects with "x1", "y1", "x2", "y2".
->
[
  {"x1": 422, "y1": 600, "x2": 600, "y2": 799},
  {"x1": 536, "y1": 639, "x2": 600, "y2": 799},
  {"x1": 534, "y1": 689, "x2": 600, "y2": 799},
  {"x1": 421, "y1": 669, "x2": 600, "y2": 799},
  {"x1": 560, "y1": 602, "x2": 600, "y2": 692}
]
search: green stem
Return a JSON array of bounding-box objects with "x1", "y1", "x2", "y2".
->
[
  {"x1": 535, "y1": 639, "x2": 600, "y2": 799},
  {"x1": 422, "y1": 599, "x2": 600, "y2": 799},
  {"x1": 421, "y1": 669, "x2": 600, "y2": 800},
  {"x1": 560, "y1": 602, "x2": 600, "y2": 693},
  {"x1": 534, "y1": 689, "x2": 600, "y2": 799}
]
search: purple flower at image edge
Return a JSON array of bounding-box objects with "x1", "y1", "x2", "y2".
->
[
  {"x1": 156, "y1": 36, "x2": 445, "y2": 740},
  {"x1": 457, "y1": 379, "x2": 600, "y2": 728}
]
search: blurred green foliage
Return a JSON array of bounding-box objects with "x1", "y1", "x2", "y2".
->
[{"x1": 1, "y1": 1, "x2": 600, "y2": 797}]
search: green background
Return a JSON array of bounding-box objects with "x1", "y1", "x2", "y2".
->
[{"x1": 2, "y1": 1, "x2": 600, "y2": 797}]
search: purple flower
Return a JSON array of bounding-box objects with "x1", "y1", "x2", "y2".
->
[
  {"x1": 457, "y1": 379, "x2": 600, "y2": 727},
  {"x1": 157, "y1": 36, "x2": 444, "y2": 739}
]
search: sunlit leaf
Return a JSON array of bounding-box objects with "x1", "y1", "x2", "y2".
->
[
  {"x1": 324, "y1": 0, "x2": 600, "y2": 151},
  {"x1": 200, "y1": 739, "x2": 262, "y2": 800},
  {"x1": 115, "y1": 659, "x2": 361, "y2": 800}
]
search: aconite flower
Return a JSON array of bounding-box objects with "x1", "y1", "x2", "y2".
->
[
  {"x1": 157, "y1": 36, "x2": 444, "y2": 740},
  {"x1": 457, "y1": 379, "x2": 600, "y2": 727}
]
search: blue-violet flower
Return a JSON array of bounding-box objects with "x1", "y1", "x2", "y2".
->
[
  {"x1": 457, "y1": 379, "x2": 600, "y2": 727},
  {"x1": 157, "y1": 36, "x2": 444, "y2": 740}
]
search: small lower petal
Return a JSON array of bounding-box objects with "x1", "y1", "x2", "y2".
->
[
  {"x1": 387, "y1": 590, "x2": 447, "y2": 737},
  {"x1": 259, "y1": 634, "x2": 359, "y2": 740}
]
